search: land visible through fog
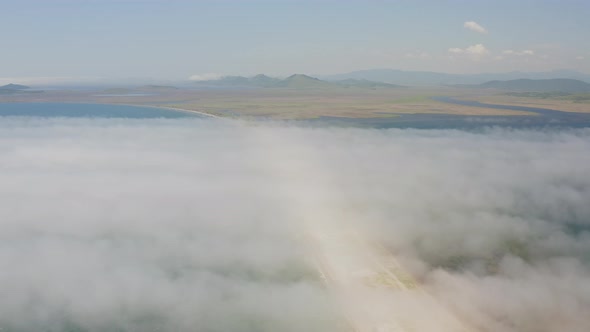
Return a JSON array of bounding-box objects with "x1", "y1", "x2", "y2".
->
[{"x1": 5, "y1": 85, "x2": 590, "y2": 120}]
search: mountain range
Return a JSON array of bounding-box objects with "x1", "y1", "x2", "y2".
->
[
  {"x1": 476, "y1": 78, "x2": 590, "y2": 93},
  {"x1": 320, "y1": 69, "x2": 590, "y2": 86},
  {"x1": 193, "y1": 74, "x2": 403, "y2": 89}
]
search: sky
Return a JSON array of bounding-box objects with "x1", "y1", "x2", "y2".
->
[{"x1": 1, "y1": 0, "x2": 590, "y2": 83}]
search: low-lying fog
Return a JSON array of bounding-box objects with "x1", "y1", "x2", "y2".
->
[{"x1": 0, "y1": 117, "x2": 589, "y2": 332}]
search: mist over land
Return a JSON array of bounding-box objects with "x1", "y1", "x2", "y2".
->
[
  {"x1": 0, "y1": 117, "x2": 589, "y2": 331},
  {"x1": 1, "y1": 68, "x2": 588, "y2": 332},
  {"x1": 2, "y1": 0, "x2": 590, "y2": 330}
]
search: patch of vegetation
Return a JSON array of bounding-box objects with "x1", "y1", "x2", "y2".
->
[
  {"x1": 564, "y1": 93, "x2": 590, "y2": 102},
  {"x1": 426, "y1": 238, "x2": 530, "y2": 274},
  {"x1": 481, "y1": 78, "x2": 590, "y2": 93},
  {"x1": 504, "y1": 91, "x2": 572, "y2": 99},
  {"x1": 504, "y1": 91, "x2": 590, "y2": 103},
  {"x1": 389, "y1": 95, "x2": 433, "y2": 104}
]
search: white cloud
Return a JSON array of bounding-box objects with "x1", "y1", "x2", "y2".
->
[
  {"x1": 501, "y1": 50, "x2": 535, "y2": 57},
  {"x1": 1, "y1": 116, "x2": 590, "y2": 332},
  {"x1": 464, "y1": 21, "x2": 488, "y2": 34},
  {"x1": 576, "y1": 56, "x2": 585, "y2": 60},
  {"x1": 448, "y1": 44, "x2": 490, "y2": 58},
  {"x1": 466, "y1": 44, "x2": 490, "y2": 55},
  {"x1": 188, "y1": 73, "x2": 224, "y2": 81}
]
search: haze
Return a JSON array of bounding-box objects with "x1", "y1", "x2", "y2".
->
[
  {"x1": 1, "y1": 118, "x2": 589, "y2": 331},
  {"x1": 1, "y1": 1, "x2": 590, "y2": 331}
]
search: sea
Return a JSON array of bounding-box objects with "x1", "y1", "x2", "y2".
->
[
  {"x1": 1, "y1": 101, "x2": 590, "y2": 129},
  {"x1": 0, "y1": 103, "x2": 199, "y2": 119}
]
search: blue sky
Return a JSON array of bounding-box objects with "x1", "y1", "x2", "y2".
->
[{"x1": 1, "y1": 0, "x2": 589, "y2": 83}]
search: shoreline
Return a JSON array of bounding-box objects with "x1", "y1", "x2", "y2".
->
[
  {"x1": 119, "y1": 103, "x2": 221, "y2": 119},
  {"x1": 0, "y1": 100, "x2": 222, "y2": 119}
]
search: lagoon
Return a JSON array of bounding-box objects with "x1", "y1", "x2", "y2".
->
[{"x1": 0, "y1": 103, "x2": 200, "y2": 119}]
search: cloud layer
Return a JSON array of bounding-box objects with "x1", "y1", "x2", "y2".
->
[
  {"x1": 503, "y1": 49, "x2": 535, "y2": 56},
  {"x1": 448, "y1": 44, "x2": 490, "y2": 59},
  {"x1": 0, "y1": 117, "x2": 589, "y2": 332}
]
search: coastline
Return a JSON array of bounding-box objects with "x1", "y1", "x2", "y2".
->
[
  {"x1": 119, "y1": 104, "x2": 221, "y2": 119},
  {"x1": 0, "y1": 101, "x2": 222, "y2": 119}
]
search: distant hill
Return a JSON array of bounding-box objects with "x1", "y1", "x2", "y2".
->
[
  {"x1": 479, "y1": 78, "x2": 590, "y2": 93},
  {"x1": 193, "y1": 74, "x2": 401, "y2": 89},
  {"x1": 274, "y1": 74, "x2": 335, "y2": 88},
  {"x1": 0, "y1": 83, "x2": 30, "y2": 90},
  {"x1": 335, "y1": 78, "x2": 404, "y2": 89},
  {"x1": 248, "y1": 74, "x2": 281, "y2": 87},
  {"x1": 321, "y1": 69, "x2": 590, "y2": 86},
  {"x1": 212, "y1": 76, "x2": 250, "y2": 86},
  {"x1": 323, "y1": 69, "x2": 455, "y2": 86},
  {"x1": 139, "y1": 85, "x2": 179, "y2": 90},
  {"x1": 0, "y1": 83, "x2": 39, "y2": 95},
  {"x1": 194, "y1": 74, "x2": 277, "y2": 88}
]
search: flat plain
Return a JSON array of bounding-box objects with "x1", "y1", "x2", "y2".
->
[{"x1": 0, "y1": 86, "x2": 549, "y2": 119}]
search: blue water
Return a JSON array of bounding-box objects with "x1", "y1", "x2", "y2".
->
[
  {"x1": 0, "y1": 103, "x2": 200, "y2": 119},
  {"x1": 3, "y1": 100, "x2": 590, "y2": 129}
]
